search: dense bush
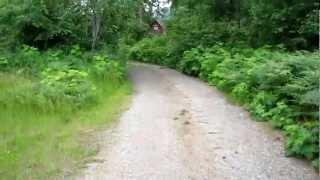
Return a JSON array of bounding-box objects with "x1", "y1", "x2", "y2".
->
[
  {"x1": 91, "y1": 55, "x2": 126, "y2": 82},
  {"x1": 39, "y1": 68, "x2": 96, "y2": 108},
  {"x1": 129, "y1": 36, "x2": 171, "y2": 65},
  {"x1": 0, "y1": 45, "x2": 127, "y2": 111},
  {"x1": 285, "y1": 122, "x2": 319, "y2": 163},
  {"x1": 130, "y1": 40, "x2": 320, "y2": 167},
  {"x1": 178, "y1": 48, "x2": 202, "y2": 76}
]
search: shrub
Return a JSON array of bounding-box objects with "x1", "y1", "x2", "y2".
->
[
  {"x1": 249, "y1": 91, "x2": 279, "y2": 121},
  {"x1": 11, "y1": 45, "x2": 43, "y2": 75},
  {"x1": 178, "y1": 47, "x2": 202, "y2": 76},
  {"x1": 1, "y1": 45, "x2": 128, "y2": 111},
  {"x1": 285, "y1": 122, "x2": 319, "y2": 163},
  {"x1": 279, "y1": 53, "x2": 320, "y2": 120},
  {"x1": 70, "y1": 45, "x2": 82, "y2": 57},
  {"x1": 39, "y1": 68, "x2": 96, "y2": 108},
  {"x1": 209, "y1": 54, "x2": 245, "y2": 91},
  {"x1": 251, "y1": 60, "x2": 292, "y2": 91},
  {"x1": 199, "y1": 46, "x2": 229, "y2": 81},
  {"x1": 268, "y1": 102, "x2": 295, "y2": 129},
  {"x1": 231, "y1": 83, "x2": 251, "y2": 104},
  {"x1": 129, "y1": 36, "x2": 181, "y2": 68},
  {"x1": 91, "y1": 55, "x2": 125, "y2": 82},
  {"x1": 129, "y1": 36, "x2": 169, "y2": 64},
  {"x1": 117, "y1": 38, "x2": 132, "y2": 62}
]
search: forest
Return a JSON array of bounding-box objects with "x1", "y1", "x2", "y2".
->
[{"x1": 0, "y1": 0, "x2": 319, "y2": 179}]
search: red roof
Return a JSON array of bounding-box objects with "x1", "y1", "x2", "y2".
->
[{"x1": 151, "y1": 20, "x2": 164, "y2": 34}]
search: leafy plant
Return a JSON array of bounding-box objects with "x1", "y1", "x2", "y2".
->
[
  {"x1": 91, "y1": 55, "x2": 125, "y2": 82},
  {"x1": 285, "y1": 122, "x2": 319, "y2": 162},
  {"x1": 249, "y1": 91, "x2": 278, "y2": 120},
  {"x1": 231, "y1": 83, "x2": 251, "y2": 104},
  {"x1": 129, "y1": 36, "x2": 170, "y2": 65},
  {"x1": 39, "y1": 68, "x2": 96, "y2": 108},
  {"x1": 178, "y1": 47, "x2": 202, "y2": 76},
  {"x1": 268, "y1": 102, "x2": 295, "y2": 129},
  {"x1": 199, "y1": 47, "x2": 229, "y2": 81}
]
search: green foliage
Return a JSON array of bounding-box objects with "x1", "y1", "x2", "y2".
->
[
  {"x1": 210, "y1": 47, "x2": 319, "y2": 166},
  {"x1": 129, "y1": 36, "x2": 174, "y2": 66},
  {"x1": 39, "y1": 68, "x2": 96, "y2": 108},
  {"x1": 231, "y1": 83, "x2": 251, "y2": 104},
  {"x1": 248, "y1": 1, "x2": 318, "y2": 50},
  {"x1": 285, "y1": 122, "x2": 319, "y2": 162},
  {"x1": 178, "y1": 48, "x2": 202, "y2": 76},
  {"x1": 0, "y1": 0, "x2": 319, "y2": 174},
  {"x1": 0, "y1": 44, "x2": 129, "y2": 178},
  {"x1": 198, "y1": 46, "x2": 229, "y2": 81},
  {"x1": 0, "y1": 0, "x2": 79, "y2": 49},
  {"x1": 249, "y1": 91, "x2": 278, "y2": 121},
  {"x1": 268, "y1": 102, "x2": 295, "y2": 128},
  {"x1": 91, "y1": 55, "x2": 125, "y2": 81},
  {"x1": 299, "y1": 9, "x2": 319, "y2": 37},
  {"x1": 13, "y1": 45, "x2": 43, "y2": 74},
  {"x1": 170, "y1": 0, "x2": 318, "y2": 50},
  {"x1": 0, "y1": 0, "x2": 149, "y2": 50},
  {"x1": 210, "y1": 54, "x2": 248, "y2": 92},
  {"x1": 0, "y1": 57, "x2": 9, "y2": 70},
  {"x1": 0, "y1": 44, "x2": 128, "y2": 110}
]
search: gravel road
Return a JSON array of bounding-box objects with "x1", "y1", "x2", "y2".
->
[{"x1": 78, "y1": 63, "x2": 318, "y2": 180}]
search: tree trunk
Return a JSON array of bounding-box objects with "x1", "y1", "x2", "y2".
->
[
  {"x1": 91, "y1": 12, "x2": 101, "y2": 50},
  {"x1": 139, "y1": 5, "x2": 144, "y2": 25},
  {"x1": 90, "y1": 0, "x2": 102, "y2": 50}
]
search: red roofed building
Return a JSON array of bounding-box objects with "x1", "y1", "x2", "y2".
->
[{"x1": 151, "y1": 20, "x2": 165, "y2": 34}]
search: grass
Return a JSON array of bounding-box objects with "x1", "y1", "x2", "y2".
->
[{"x1": 0, "y1": 72, "x2": 132, "y2": 179}]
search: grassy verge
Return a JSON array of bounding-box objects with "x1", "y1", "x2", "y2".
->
[{"x1": 0, "y1": 72, "x2": 132, "y2": 179}]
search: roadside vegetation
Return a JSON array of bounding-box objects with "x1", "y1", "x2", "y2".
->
[
  {"x1": 0, "y1": 0, "x2": 318, "y2": 178},
  {"x1": 0, "y1": 0, "x2": 147, "y2": 179},
  {"x1": 0, "y1": 45, "x2": 131, "y2": 179},
  {"x1": 129, "y1": 0, "x2": 319, "y2": 168}
]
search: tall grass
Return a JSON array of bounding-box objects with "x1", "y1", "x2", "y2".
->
[{"x1": 0, "y1": 47, "x2": 131, "y2": 179}]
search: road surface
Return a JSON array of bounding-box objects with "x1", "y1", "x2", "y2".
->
[{"x1": 77, "y1": 63, "x2": 318, "y2": 180}]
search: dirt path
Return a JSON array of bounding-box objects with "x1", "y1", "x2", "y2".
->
[{"x1": 77, "y1": 63, "x2": 318, "y2": 180}]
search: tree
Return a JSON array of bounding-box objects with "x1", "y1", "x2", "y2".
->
[{"x1": 88, "y1": 0, "x2": 104, "y2": 50}]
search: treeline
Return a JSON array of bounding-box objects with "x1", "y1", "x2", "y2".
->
[
  {"x1": 0, "y1": 0, "x2": 155, "y2": 50},
  {"x1": 170, "y1": 0, "x2": 318, "y2": 50},
  {"x1": 129, "y1": 0, "x2": 320, "y2": 167},
  {"x1": 1, "y1": 0, "x2": 317, "y2": 51}
]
